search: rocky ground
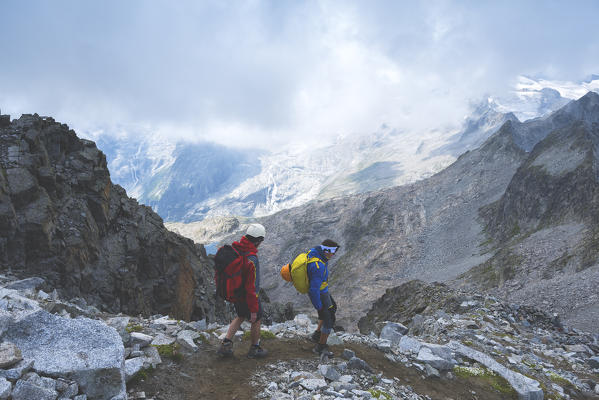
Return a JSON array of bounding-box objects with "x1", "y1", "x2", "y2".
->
[{"x1": 2, "y1": 274, "x2": 599, "y2": 399}]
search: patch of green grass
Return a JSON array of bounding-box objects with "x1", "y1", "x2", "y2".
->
[
  {"x1": 478, "y1": 237, "x2": 495, "y2": 254},
  {"x1": 538, "y1": 381, "x2": 564, "y2": 400},
  {"x1": 509, "y1": 223, "x2": 521, "y2": 238},
  {"x1": 454, "y1": 366, "x2": 516, "y2": 396},
  {"x1": 125, "y1": 323, "x2": 143, "y2": 333},
  {"x1": 368, "y1": 388, "x2": 392, "y2": 399},
  {"x1": 153, "y1": 343, "x2": 183, "y2": 362},
  {"x1": 461, "y1": 340, "x2": 474, "y2": 346},
  {"x1": 522, "y1": 360, "x2": 539, "y2": 370},
  {"x1": 454, "y1": 366, "x2": 489, "y2": 378},
  {"x1": 128, "y1": 366, "x2": 154, "y2": 385},
  {"x1": 548, "y1": 372, "x2": 571, "y2": 387},
  {"x1": 494, "y1": 332, "x2": 516, "y2": 340},
  {"x1": 242, "y1": 329, "x2": 276, "y2": 341},
  {"x1": 194, "y1": 334, "x2": 209, "y2": 345}
]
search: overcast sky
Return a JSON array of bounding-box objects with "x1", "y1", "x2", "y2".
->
[{"x1": 1, "y1": 0, "x2": 598, "y2": 148}]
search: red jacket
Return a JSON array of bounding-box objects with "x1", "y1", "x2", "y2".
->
[{"x1": 232, "y1": 236, "x2": 260, "y2": 313}]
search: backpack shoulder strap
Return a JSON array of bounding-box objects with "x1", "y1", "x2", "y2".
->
[{"x1": 307, "y1": 256, "x2": 323, "y2": 269}]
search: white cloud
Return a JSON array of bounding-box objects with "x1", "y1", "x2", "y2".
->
[{"x1": 0, "y1": 0, "x2": 598, "y2": 149}]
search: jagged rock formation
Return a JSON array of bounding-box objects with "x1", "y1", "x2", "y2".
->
[
  {"x1": 0, "y1": 114, "x2": 223, "y2": 321},
  {"x1": 455, "y1": 92, "x2": 599, "y2": 332},
  {"x1": 0, "y1": 277, "x2": 127, "y2": 400},
  {"x1": 357, "y1": 280, "x2": 472, "y2": 335},
  {"x1": 357, "y1": 280, "x2": 561, "y2": 336}
]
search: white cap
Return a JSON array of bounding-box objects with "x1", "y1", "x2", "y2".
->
[{"x1": 246, "y1": 223, "x2": 266, "y2": 238}]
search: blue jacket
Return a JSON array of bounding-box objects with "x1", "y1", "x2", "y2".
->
[{"x1": 306, "y1": 246, "x2": 329, "y2": 310}]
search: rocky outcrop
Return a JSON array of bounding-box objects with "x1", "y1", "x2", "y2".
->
[
  {"x1": 357, "y1": 280, "x2": 468, "y2": 335},
  {"x1": 482, "y1": 113, "x2": 599, "y2": 246},
  {"x1": 4, "y1": 309, "x2": 126, "y2": 399},
  {"x1": 448, "y1": 341, "x2": 543, "y2": 400},
  {"x1": 455, "y1": 93, "x2": 599, "y2": 330},
  {"x1": 0, "y1": 280, "x2": 126, "y2": 399},
  {"x1": 357, "y1": 280, "x2": 562, "y2": 336},
  {"x1": 355, "y1": 280, "x2": 599, "y2": 399},
  {"x1": 0, "y1": 114, "x2": 223, "y2": 321}
]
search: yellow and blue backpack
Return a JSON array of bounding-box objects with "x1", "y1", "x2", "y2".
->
[{"x1": 280, "y1": 252, "x2": 321, "y2": 294}]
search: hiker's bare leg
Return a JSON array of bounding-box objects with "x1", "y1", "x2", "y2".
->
[
  {"x1": 317, "y1": 320, "x2": 323, "y2": 331},
  {"x1": 225, "y1": 317, "x2": 245, "y2": 341},
  {"x1": 319, "y1": 332, "x2": 329, "y2": 345},
  {"x1": 250, "y1": 319, "x2": 261, "y2": 345}
]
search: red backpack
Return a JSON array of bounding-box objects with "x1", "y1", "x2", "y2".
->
[{"x1": 214, "y1": 244, "x2": 249, "y2": 303}]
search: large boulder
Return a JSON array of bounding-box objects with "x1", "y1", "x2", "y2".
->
[
  {"x1": 379, "y1": 322, "x2": 408, "y2": 345},
  {"x1": 358, "y1": 281, "x2": 465, "y2": 335},
  {"x1": 449, "y1": 341, "x2": 543, "y2": 400},
  {"x1": 2, "y1": 310, "x2": 125, "y2": 400}
]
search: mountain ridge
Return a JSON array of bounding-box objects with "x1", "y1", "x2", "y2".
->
[{"x1": 195, "y1": 92, "x2": 599, "y2": 334}]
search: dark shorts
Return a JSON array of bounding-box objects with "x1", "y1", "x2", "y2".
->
[
  {"x1": 234, "y1": 299, "x2": 263, "y2": 321},
  {"x1": 317, "y1": 292, "x2": 336, "y2": 333}
]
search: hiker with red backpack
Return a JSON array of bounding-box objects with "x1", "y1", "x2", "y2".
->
[
  {"x1": 216, "y1": 224, "x2": 268, "y2": 358},
  {"x1": 306, "y1": 239, "x2": 340, "y2": 356}
]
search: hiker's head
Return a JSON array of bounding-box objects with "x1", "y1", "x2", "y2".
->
[
  {"x1": 321, "y1": 239, "x2": 340, "y2": 259},
  {"x1": 245, "y1": 223, "x2": 266, "y2": 246}
]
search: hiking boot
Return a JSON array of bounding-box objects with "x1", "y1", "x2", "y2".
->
[
  {"x1": 312, "y1": 343, "x2": 334, "y2": 357},
  {"x1": 217, "y1": 340, "x2": 233, "y2": 357},
  {"x1": 247, "y1": 344, "x2": 268, "y2": 359},
  {"x1": 310, "y1": 330, "x2": 321, "y2": 343}
]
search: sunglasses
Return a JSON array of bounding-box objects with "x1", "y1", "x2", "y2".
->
[{"x1": 322, "y1": 245, "x2": 339, "y2": 254}]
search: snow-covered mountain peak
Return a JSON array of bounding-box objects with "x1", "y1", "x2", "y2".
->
[{"x1": 89, "y1": 74, "x2": 598, "y2": 222}]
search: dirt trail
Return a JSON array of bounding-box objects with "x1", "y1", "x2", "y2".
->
[{"x1": 130, "y1": 336, "x2": 523, "y2": 400}]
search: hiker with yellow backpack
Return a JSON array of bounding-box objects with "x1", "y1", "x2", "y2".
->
[{"x1": 281, "y1": 239, "x2": 340, "y2": 356}]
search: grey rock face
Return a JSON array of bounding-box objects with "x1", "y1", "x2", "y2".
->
[
  {"x1": 2, "y1": 310, "x2": 125, "y2": 400},
  {"x1": 129, "y1": 332, "x2": 153, "y2": 348},
  {"x1": 176, "y1": 330, "x2": 200, "y2": 352},
  {"x1": 0, "y1": 114, "x2": 226, "y2": 323},
  {"x1": 318, "y1": 364, "x2": 341, "y2": 381},
  {"x1": 415, "y1": 347, "x2": 455, "y2": 371},
  {"x1": 4, "y1": 277, "x2": 45, "y2": 291},
  {"x1": 341, "y1": 349, "x2": 355, "y2": 360},
  {"x1": 456, "y1": 95, "x2": 599, "y2": 332},
  {"x1": 105, "y1": 317, "x2": 130, "y2": 344},
  {"x1": 0, "y1": 359, "x2": 32, "y2": 381},
  {"x1": 0, "y1": 114, "x2": 9, "y2": 128},
  {"x1": 0, "y1": 342, "x2": 22, "y2": 368},
  {"x1": 11, "y1": 379, "x2": 57, "y2": 400},
  {"x1": 0, "y1": 377, "x2": 10, "y2": 399},
  {"x1": 347, "y1": 356, "x2": 373, "y2": 373},
  {"x1": 298, "y1": 378, "x2": 327, "y2": 391},
  {"x1": 379, "y1": 322, "x2": 407, "y2": 344},
  {"x1": 359, "y1": 277, "x2": 578, "y2": 341},
  {"x1": 398, "y1": 335, "x2": 422, "y2": 355},
  {"x1": 124, "y1": 358, "x2": 145, "y2": 383}
]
